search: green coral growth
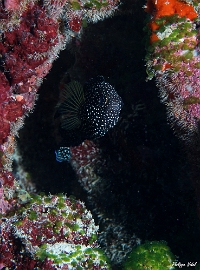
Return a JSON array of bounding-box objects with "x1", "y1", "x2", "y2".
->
[
  {"x1": 36, "y1": 244, "x2": 111, "y2": 269},
  {"x1": 28, "y1": 210, "x2": 38, "y2": 220},
  {"x1": 71, "y1": 1, "x2": 81, "y2": 10},
  {"x1": 145, "y1": 14, "x2": 198, "y2": 80},
  {"x1": 84, "y1": 0, "x2": 108, "y2": 9},
  {"x1": 123, "y1": 241, "x2": 176, "y2": 270},
  {"x1": 36, "y1": 244, "x2": 49, "y2": 261},
  {"x1": 30, "y1": 194, "x2": 43, "y2": 204}
]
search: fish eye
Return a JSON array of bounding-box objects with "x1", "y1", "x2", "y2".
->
[{"x1": 99, "y1": 96, "x2": 108, "y2": 106}]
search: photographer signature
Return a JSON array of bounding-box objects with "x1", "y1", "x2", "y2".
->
[{"x1": 172, "y1": 262, "x2": 197, "y2": 268}]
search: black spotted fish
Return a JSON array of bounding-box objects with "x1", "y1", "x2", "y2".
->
[{"x1": 54, "y1": 76, "x2": 123, "y2": 162}]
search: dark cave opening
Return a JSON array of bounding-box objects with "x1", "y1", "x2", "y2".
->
[{"x1": 14, "y1": 13, "x2": 200, "y2": 268}]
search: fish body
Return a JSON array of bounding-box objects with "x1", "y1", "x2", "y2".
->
[
  {"x1": 55, "y1": 147, "x2": 71, "y2": 162},
  {"x1": 54, "y1": 76, "x2": 123, "y2": 161},
  {"x1": 81, "y1": 76, "x2": 123, "y2": 139}
]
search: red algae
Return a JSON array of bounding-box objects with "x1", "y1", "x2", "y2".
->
[{"x1": 146, "y1": 0, "x2": 198, "y2": 35}]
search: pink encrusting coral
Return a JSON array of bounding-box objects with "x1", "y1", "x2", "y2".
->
[
  {"x1": 144, "y1": 0, "x2": 200, "y2": 214},
  {"x1": 0, "y1": 194, "x2": 110, "y2": 269},
  {"x1": 3, "y1": 0, "x2": 20, "y2": 10},
  {"x1": 70, "y1": 140, "x2": 106, "y2": 193},
  {"x1": 0, "y1": 0, "x2": 67, "y2": 229},
  {"x1": 145, "y1": 0, "x2": 200, "y2": 141},
  {"x1": 0, "y1": 1, "x2": 65, "y2": 168}
]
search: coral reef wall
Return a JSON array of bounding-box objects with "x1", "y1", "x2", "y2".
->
[
  {"x1": 144, "y1": 0, "x2": 200, "y2": 215},
  {"x1": 1, "y1": 0, "x2": 200, "y2": 269},
  {"x1": 16, "y1": 1, "x2": 200, "y2": 268}
]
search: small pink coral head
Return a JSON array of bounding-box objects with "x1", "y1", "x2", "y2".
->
[
  {"x1": 0, "y1": 263, "x2": 5, "y2": 270},
  {"x1": 4, "y1": 0, "x2": 20, "y2": 10},
  {"x1": 0, "y1": 197, "x2": 10, "y2": 214},
  {"x1": 68, "y1": 15, "x2": 82, "y2": 32}
]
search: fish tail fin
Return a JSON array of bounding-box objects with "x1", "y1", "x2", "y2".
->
[{"x1": 56, "y1": 81, "x2": 85, "y2": 131}]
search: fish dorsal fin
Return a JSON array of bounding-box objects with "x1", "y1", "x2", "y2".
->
[
  {"x1": 84, "y1": 75, "x2": 105, "y2": 94},
  {"x1": 57, "y1": 81, "x2": 85, "y2": 131}
]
